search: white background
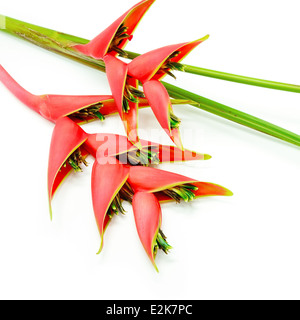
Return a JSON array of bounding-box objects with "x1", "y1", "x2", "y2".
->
[{"x1": 0, "y1": 0, "x2": 299, "y2": 300}]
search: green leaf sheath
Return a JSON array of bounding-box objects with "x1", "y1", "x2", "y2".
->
[
  {"x1": 0, "y1": 15, "x2": 106, "y2": 72},
  {"x1": 1, "y1": 15, "x2": 300, "y2": 147}
]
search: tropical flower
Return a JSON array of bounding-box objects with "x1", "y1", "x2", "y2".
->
[
  {"x1": 47, "y1": 117, "x2": 217, "y2": 269},
  {"x1": 73, "y1": 0, "x2": 155, "y2": 60},
  {"x1": 127, "y1": 36, "x2": 209, "y2": 148},
  {"x1": 48, "y1": 117, "x2": 210, "y2": 217},
  {"x1": 92, "y1": 159, "x2": 232, "y2": 271}
]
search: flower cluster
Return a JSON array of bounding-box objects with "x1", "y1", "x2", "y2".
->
[
  {"x1": 0, "y1": 0, "x2": 232, "y2": 270},
  {"x1": 74, "y1": 0, "x2": 209, "y2": 148}
]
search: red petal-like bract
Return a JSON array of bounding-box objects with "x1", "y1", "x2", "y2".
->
[
  {"x1": 128, "y1": 166, "x2": 233, "y2": 197},
  {"x1": 0, "y1": 65, "x2": 117, "y2": 123},
  {"x1": 143, "y1": 80, "x2": 183, "y2": 149},
  {"x1": 103, "y1": 55, "x2": 141, "y2": 146},
  {"x1": 128, "y1": 37, "x2": 209, "y2": 82},
  {"x1": 40, "y1": 95, "x2": 115, "y2": 123},
  {"x1": 128, "y1": 166, "x2": 198, "y2": 193},
  {"x1": 103, "y1": 55, "x2": 128, "y2": 118},
  {"x1": 74, "y1": 0, "x2": 155, "y2": 59},
  {"x1": 84, "y1": 133, "x2": 209, "y2": 162},
  {"x1": 132, "y1": 192, "x2": 161, "y2": 271},
  {"x1": 84, "y1": 133, "x2": 135, "y2": 159},
  {"x1": 48, "y1": 118, "x2": 88, "y2": 214},
  {"x1": 91, "y1": 158, "x2": 130, "y2": 253},
  {"x1": 123, "y1": 77, "x2": 139, "y2": 146}
]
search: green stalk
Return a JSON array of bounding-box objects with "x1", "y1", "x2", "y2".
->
[
  {"x1": 1, "y1": 15, "x2": 300, "y2": 147},
  {"x1": 163, "y1": 82, "x2": 300, "y2": 146},
  {"x1": 124, "y1": 54, "x2": 300, "y2": 94},
  {"x1": 180, "y1": 65, "x2": 300, "y2": 94}
]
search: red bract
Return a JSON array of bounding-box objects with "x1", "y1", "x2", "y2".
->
[
  {"x1": 0, "y1": 65, "x2": 117, "y2": 124},
  {"x1": 91, "y1": 160, "x2": 232, "y2": 270},
  {"x1": 48, "y1": 118, "x2": 210, "y2": 216},
  {"x1": 132, "y1": 192, "x2": 162, "y2": 271},
  {"x1": 103, "y1": 55, "x2": 140, "y2": 146},
  {"x1": 74, "y1": 0, "x2": 155, "y2": 60},
  {"x1": 47, "y1": 117, "x2": 215, "y2": 265},
  {"x1": 85, "y1": 132, "x2": 210, "y2": 163},
  {"x1": 127, "y1": 36, "x2": 209, "y2": 148},
  {"x1": 92, "y1": 158, "x2": 130, "y2": 253},
  {"x1": 48, "y1": 118, "x2": 88, "y2": 218},
  {"x1": 71, "y1": 0, "x2": 156, "y2": 146},
  {"x1": 128, "y1": 166, "x2": 232, "y2": 270}
]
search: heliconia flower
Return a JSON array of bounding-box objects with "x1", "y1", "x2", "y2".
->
[
  {"x1": 73, "y1": 0, "x2": 156, "y2": 60},
  {"x1": 48, "y1": 117, "x2": 210, "y2": 218},
  {"x1": 127, "y1": 35, "x2": 209, "y2": 148},
  {"x1": 127, "y1": 165, "x2": 232, "y2": 270},
  {"x1": 91, "y1": 160, "x2": 232, "y2": 270},
  {"x1": 0, "y1": 64, "x2": 117, "y2": 124}
]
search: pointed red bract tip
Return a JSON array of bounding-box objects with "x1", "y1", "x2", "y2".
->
[
  {"x1": 193, "y1": 182, "x2": 233, "y2": 198},
  {"x1": 171, "y1": 128, "x2": 183, "y2": 150},
  {"x1": 132, "y1": 192, "x2": 161, "y2": 271},
  {"x1": 74, "y1": 0, "x2": 156, "y2": 59},
  {"x1": 48, "y1": 118, "x2": 88, "y2": 206},
  {"x1": 157, "y1": 145, "x2": 210, "y2": 163},
  {"x1": 128, "y1": 36, "x2": 209, "y2": 82},
  {"x1": 91, "y1": 158, "x2": 130, "y2": 253}
]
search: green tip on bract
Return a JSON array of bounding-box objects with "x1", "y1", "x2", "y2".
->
[
  {"x1": 96, "y1": 234, "x2": 104, "y2": 255},
  {"x1": 225, "y1": 189, "x2": 234, "y2": 197},
  {"x1": 97, "y1": 243, "x2": 104, "y2": 255},
  {"x1": 199, "y1": 34, "x2": 210, "y2": 42},
  {"x1": 204, "y1": 154, "x2": 212, "y2": 160},
  {"x1": 150, "y1": 258, "x2": 159, "y2": 273},
  {"x1": 48, "y1": 198, "x2": 53, "y2": 221}
]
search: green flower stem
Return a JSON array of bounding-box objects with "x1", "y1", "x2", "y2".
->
[
  {"x1": 181, "y1": 66, "x2": 300, "y2": 94},
  {"x1": 125, "y1": 52, "x2": 300, "y2": 94},
  {"x1": 1, "y1": 15, "x2": 300, "y2": 147},
  {"x1": 163, "y1": 82, "x2": 300, "y2": 147}
]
